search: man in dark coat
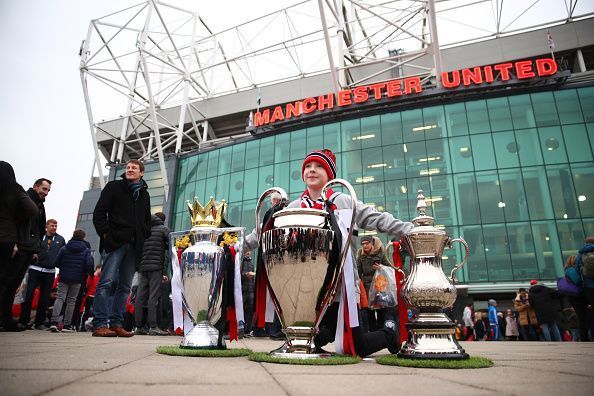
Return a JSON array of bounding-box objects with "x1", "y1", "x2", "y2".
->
[
  {"x1": 133, "y1": 212, "x2": 169, "y2": 336},
  {"x1": 529, "y1": 282, "x2": 562, "y2": 341},
  {"x1": 92, "y1": 160, "x2": 151, "y2": 337}
]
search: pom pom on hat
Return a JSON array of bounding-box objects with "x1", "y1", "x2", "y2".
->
[{"x1": 302, "y1": 149, "x2": 337, "y2": 181}]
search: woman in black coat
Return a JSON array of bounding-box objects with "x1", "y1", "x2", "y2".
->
[{"x1": 0, "y1": 161, "x2": 38, "y2": 331}]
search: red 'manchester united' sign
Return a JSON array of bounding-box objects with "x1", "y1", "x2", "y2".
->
[{"x1": 253, "y1": 57, "x2": 557, "y2": 127}]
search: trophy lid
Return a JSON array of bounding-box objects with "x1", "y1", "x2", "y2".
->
[
  {"x1": 409, "y1": 190, "x2": 446, "y2": 235},
  {"x1": 403, "y1": 190, "x2": 448, "y2": 257}
]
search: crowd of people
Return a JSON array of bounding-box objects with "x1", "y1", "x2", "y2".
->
[{"x1": 1, "y1": 153, "x2": 593, "y2": 354}]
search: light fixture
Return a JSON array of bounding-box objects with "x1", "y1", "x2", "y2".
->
[
  {"x1": 426, "y1": 196, "x2": 443, "y2": 203},
  {"x1": 420, "y1": 168, "x2": 440, "y2": 176},
  {"x1": 418, "y1": 156, "x2": 441, "y2": 162},
  {"x1": 403, "y1": 144, "x2": 408, "y2": 153},
  {"x1": 545, "y1": 138, "x2": 559, "y2": 151},
  {"x1": 355, "y1": 176, "x2": 375, "y2": 183},
  {"x1": 578, "y1": 195, "x2": 587, "y2": 202},
  {"x1": 441, "y1": 255, "x2": 449, "y2": 260},
  {"x1": 485, "y1": 248, "x2": 489, "y2": 252},
  {"x1": 459, "y1": 146, "x2": 472, "y2": 158},
  {"x1": 367, "y1": 163, "x2": 387, "y2": 168},
  {"x1": 545, "y1": 236, "x2": 550, "y2": 241},
  {"x1": 563, "y1": 213, "x2": 568, "y2": 219},
  {"x1": 498, "y1": 202, "x2": 506, "y2": 208},
  {"x1": 352, "y1": 134, "x2": 375, "y2": 140},
  {"x1": 400, "y1": 185, "x2": 407, "y2": 194},
  {"x1": 412, "y1": 124, "x2": 437, "y2": 132}
]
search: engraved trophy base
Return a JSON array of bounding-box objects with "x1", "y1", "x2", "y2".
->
[
  {"x1": 180, "y1": 321, "x2": 226, "y2": 350},
  {"x1": 397, "y1": 313, "x2": 468, "y2": 360},
  {"x1": 269, "y1": 326, "x2": 332, "y2": 359}
]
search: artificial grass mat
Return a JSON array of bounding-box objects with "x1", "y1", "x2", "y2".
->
[
  {"x1": 376, "y1": 355, "x2": 493, "y2": 369},
  {"x1": 249, "y1": 352, "x2": 361, "y2": 365},
  {"x1": 156, "y1": 345, "x2": 252, "y2": 357}
]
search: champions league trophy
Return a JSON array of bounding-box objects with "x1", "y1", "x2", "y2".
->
[
  {"x1": 397, "y1": 190, "x2": 470, "y2": 359},
  {"x1": 179, "y1": 197, "x2": 244, "y2": 349},
  {"x1": 256, "y1": 179, "x2": 357, "y2": 358}
]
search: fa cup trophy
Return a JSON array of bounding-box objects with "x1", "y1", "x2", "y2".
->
[
  {"x1": 179, "y1": 197, "x2": 244, "y2": 349},
  {"x1": 398, "y1": 190, "x2": 470, "y2": 359},
  {"x1": 257, "y1": 179, "x2": 357, "y2": 358}
]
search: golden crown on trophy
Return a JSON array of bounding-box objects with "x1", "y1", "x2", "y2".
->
[{"x1": 187, "y1": 196, "x2": 227, "y2": 229}]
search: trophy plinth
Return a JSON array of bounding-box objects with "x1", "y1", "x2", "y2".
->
[{"x1": 398, "y1": 190, "x2": 470, "y2": 360}]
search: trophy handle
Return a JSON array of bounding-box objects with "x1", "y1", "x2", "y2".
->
[
  {"x1": 448, "y1": 237, "x2": 470, "y2": 284},
  {"x1": 386, "y1": 242, "x2": 406, "y2": 285},
  {"x1": 255, "y1": 187, "x2": 288, "y2": 243}
]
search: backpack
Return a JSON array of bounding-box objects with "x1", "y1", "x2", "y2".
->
[{"x1": 581, "y1": 251, "x2": 594, "y2": 278}]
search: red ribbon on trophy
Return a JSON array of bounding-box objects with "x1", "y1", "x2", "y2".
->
[{"x1": 391, "y1": 241, "x2": 408, "y2": 344}]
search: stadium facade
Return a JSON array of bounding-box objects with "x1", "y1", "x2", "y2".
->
[{"x1": 77, "y1": 1, "x2": 594, "y2": 303}]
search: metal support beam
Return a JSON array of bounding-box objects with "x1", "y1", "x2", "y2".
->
[{"x1": 426, "y1": 0, "x2": 443, "y2": 86}]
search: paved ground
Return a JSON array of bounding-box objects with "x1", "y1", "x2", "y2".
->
[{"x1": 1, "y1": 331, "x2": 593, "y2": 396}]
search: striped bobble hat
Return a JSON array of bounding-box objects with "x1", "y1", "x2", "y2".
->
[{"x1": 302, "y1": 149, "x2": 337, "y2": 181}]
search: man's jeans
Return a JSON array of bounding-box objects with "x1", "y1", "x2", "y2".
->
[
  {"x1": 19, "y1": 269, "x2": 55, "y2": 327},
  {"x1": 541, "y1": 321, "x2": 562, "y2": 341},
  {"x1": 92, "y1": 243, "x2": 135, "y2": 329}
]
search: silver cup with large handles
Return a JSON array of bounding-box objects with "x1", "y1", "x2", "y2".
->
[
  {"x1": 256, "y1": 179, "x2": 357, "y2": 358},
  {"x1": 397, "y1": 190, "x2": 471, "y2": 359}
]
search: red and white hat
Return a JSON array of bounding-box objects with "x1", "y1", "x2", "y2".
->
[{"x1": 302, "y1": 149, "x2": 337, "y2": 181}]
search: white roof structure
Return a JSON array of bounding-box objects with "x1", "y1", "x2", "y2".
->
[{"x1": 80, "y1": 0, "x2": 594, "y2": 197}]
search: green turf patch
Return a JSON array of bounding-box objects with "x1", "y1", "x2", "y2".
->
[
  {"x1": 290, "y1": 321, "x2": 314, "y2": 327},
  {"x1": 376, "y1": 355, "x2": 493, "y2": 369},
  {"x1": 249, "y1": 352, "x2": 360, "y2": 365},
  {"x1": 156, "y1": 346, "x2": 251, "y2": 357}
]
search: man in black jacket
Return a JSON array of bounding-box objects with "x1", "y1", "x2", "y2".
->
[
  {"x1": 92, "y1": 160, "x2": 151, "y2": 337},
  {"x1": 133, "y1": 212, "x2": 169, "y2": 336}
]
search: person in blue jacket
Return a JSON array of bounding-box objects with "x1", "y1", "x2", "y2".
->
[
  {"x1": 49, "y1": 229, "x2": 94, "y2": 332},
  {"x1": 488, "y1": 299, "x2": 499, "y2": 341},
  {"x1": 575, "y1": 237, "x2": 594, "y2": 340}
]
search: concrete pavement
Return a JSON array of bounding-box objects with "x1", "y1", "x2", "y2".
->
[{"x1": 1, "y1": 331, "x2": 593, "y2": 396}]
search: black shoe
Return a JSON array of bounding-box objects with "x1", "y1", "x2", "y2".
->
[
  {"x1": 4, "y1": 321, "x2": 27, "y2": 332},
  {"x1": 148, "y1": 327, "x2": 169, "y2": 336},
  {"x1": 134, "y1": 327, "x2": 148, "y2": 335},
  {"x1": 252, "y1": 329, "x2": 268, "y2": 338},
  {"x1": 269, "y1": 332, "x2": 286, "y2": 341}
]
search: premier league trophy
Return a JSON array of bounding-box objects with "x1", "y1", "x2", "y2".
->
[
  {"x1": 397, "y1": 190, "x2": 470, "y2": 359},
  {"x1": 256, "y1": 179, "x2": 357, "y2": 358},
  {"x1": 179, "y1": 197, "x2": 244, "y2": 349}
]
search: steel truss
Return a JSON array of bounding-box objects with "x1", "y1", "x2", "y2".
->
[{"x1": 80, "y1": 0, "x2": 592, "y2": 195}]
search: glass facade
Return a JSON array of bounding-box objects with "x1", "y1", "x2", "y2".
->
[{"x1": 172, "y1": 86, "x2": 594, "y2": 284}]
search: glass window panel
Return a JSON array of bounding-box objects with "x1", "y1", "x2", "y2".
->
[
  {"x1": 275, "y1": 133, "x2": 291, "y2": 164},
  {"x1": 245, "y1": 140, "x2": 260, "y2": 169},
  {"x1": 243, "y1": 168, "x2": 259, "y2": 200},
  {"x1": 531, "y1": 91, "x2": 560, "y2": 127},
  {"x1": 442, "y1": 226, "x2": 465, "y2": 281},
  {"x1": 578, "y1": 87, "x2": 594, "y2": 123},
  {"x1": 258, "y1": 136, "x2": 275, "y2": 166},
  {"x1": 429, "y1": 174, "x2": 458, "y2": 226},
  {"x1": 218, "y1": 146, "x2": 232, "y2": 175},
  {"x1": 515, "y1": 128, "x2": 543, "y2": 166},
  {"x1": 539, "y1": 126, "x2": 568, "y2": 164},
  {"x1": 289, "y1": 159, "x2": 303, "y2": 195},
  {"x1": 406, "y1": 176, "x2": 431, "y2": 215},
  {"x1": 555, "y1": 89, "x2": 584, "y2": 124},
  {"x1": 177, "y1": 158, "x2": 188, "y2": 185},
  {"x1": 173, "y1": 212, "x2": 183, "y2": 232},
  {"x1": 492, "y1": 131, "x2": 520, "y2": 168},
  {"x1": 509, "y1": 94, "x2": 536, "y2": 129},
  {"x1": 361, "y1": 115, "x2": 382, "y2": 149},
  {"x1": 404, "y1": 141, "x2": 428, "y2": 178},
  {"x1": 424, "y1": 138, "x2": 449, "y2": 175},
  {"x1": 196, "y1": 154, "x2": 208, "y2": 180},
  {"x1": 229, "y1": 171, "x2": 244, "y2": 202},
  {"x1": 231, "y1": 143, "x2": 246, "y2": 172},
  {"x1": 180, "y1": 209, "x2": 189, "y2": 233},
  {"x1": 563, "y1": 124, "x2": 592, "y2": 162},
  {"x1": 587, "y1": 123, "x2": 594, "y2": 155},
  {"x1": 422, "y1": 105, "x2": 447, "y2": 139},
  {"x1": 380, "y1": 112, "x2": 403, "y2": 145},
  {"x1": 507, "y1": 223, "x2": 539, "y2": 280},
  {"x1": 583, "y1": 218, "x2": 594, "y2": 240},
  {"x1": 204, "y1": 176, "x2": 217, "y2": 199},
  {"x1": 546, "y1": 165, "x2": 579, "y2": 219},
  {"x1": 175, "y1": 183, "x2": 187, "y2": 215},
  {"x1": 453, "y1": 173, "x2": 481, "y2": 224},
  {"x1": 226, "y1": 201, "x2": 242, "y2": 228},
  {"x1": 362, "y1": 147, "x2": 385, "y2": 183},
  {"x1": 191, "y1": 180, "x2": 203, "y2": 203},
  {"x1": 483, "y1": 224, "x2": 513, "y2": 281},
  {"x1": 556, "y1": 219, "x2": 585, "y2": 278},
  {"x1": 362, "y1": 181, "x2": 385, "y2": 210},
  {"x1": 444, "y1": 102, "x2": 469, "y2": 136},
  {"x1": 216, "y1": 173, "x2": 230, "y2": 201},
  {"x1": 184, "y1": 155, "x2": 198, "y2": 182},
  {"x1": 290, "y1": 129, "x2": 307, "y2": 161},
  {"x1": 498, "y1": 169, "x2": 529, "y2": 222},
  {"x1": 258, "y1": 165, "x2": 274, "y2": 194},
  {"x1": 470, "y1": 134, "x2": 496, "y2": 171},
  {"x1": 487, "y1": 97, "x2": 513, "y2": 132},
  {"x1": 241, "y1": 200, "x2": 257, "y2": 233},
  {"x1": 385, "y1": 180, "x2": 410, "y2": 221},
  {"x1": 531, "y1": 222, "x2": 562, "y2": 280},
  {"x1": 461, "y1": 225, "x2": 488, "y2": 282},
  {"x1": 572, "y1": 163, "x2": 594, "y2": 217},
  {"x1": 466, "y1": 100, "x2": 490, "y2": 134},
  {"x1": 382, "y1": 144, "x2": 407, "y2": 181},
  {"x1": 402, "y1": 109, "x2": 424, "y2": 142},
  {"x1": 306, "y1": 125, "x2": 324, "y2": 152},
  {"x1": 341, "y1": 119, "x2": 361, "y2": 151},
  {"x1": 273, "y1": 161, "x2": 291, "y2": 192},
  {"x1": 522, "y1": 166, "x2": 554, "y2": 220},
  {"x1": 449, "y1": 136, "x2": 474, "y2": 173},
  {"x1": 476, "y1": 171, "x2": 504, "y2": 223},
  {"x1": 206, "y1": 150, "x2": 219, "y2": 178},
  {"x1": 323, "y1": 122, "x2": 342, "y2": 152},
  {"x1": 342, "y1": 150, "x2": 362, "y2": 185}
]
